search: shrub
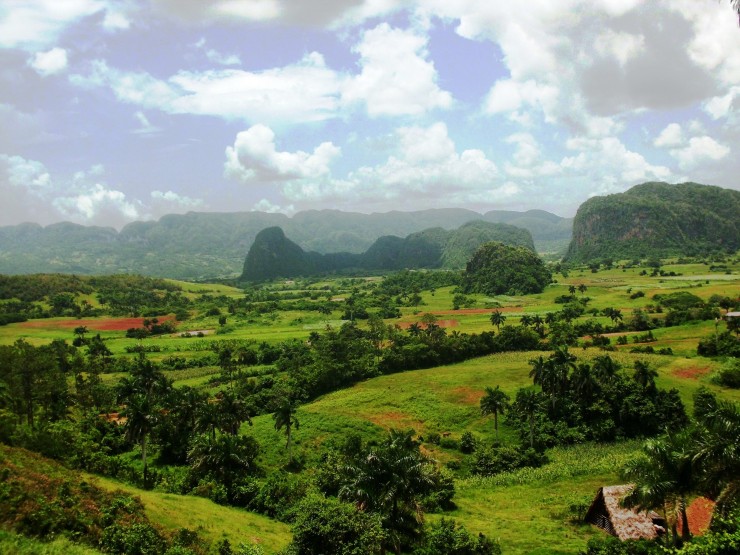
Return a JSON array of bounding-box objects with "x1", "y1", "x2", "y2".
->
[
  {"x1": 100, "y1": 522, "x2": 167, "y2": 555},
  {"x1": 287, "y1": 493, "x2": 385, "y2": 555},
  {"x1": 459, "y1": 432, "x2": 477, "y2": 454},
  {"x1": 715, "y1": 358, "x2": 740, "y2": 388},
  {"x1": 413, "y1": 518, "x2": 501, "y2": 555},
  {"x1": 473, "y1": 445, "x2": 547, "y2": 477}
]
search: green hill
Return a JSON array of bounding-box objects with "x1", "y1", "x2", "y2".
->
[
  {"x1": 240, "y1": 221, "x2": 535, "y2": 281},
  {"x1": 0, "y1": 209, "x2": 570, "y2": 279},
  {"x1": 565, "y1": 182, "x2": 740, "y2": 262}
]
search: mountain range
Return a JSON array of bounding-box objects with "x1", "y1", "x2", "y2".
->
[
  {"x1": 240, "y1": 221, "x2": 536, "y2": 281},
  {"x1": 0, "y1": 209, "x2": 571, "y2": 279},
  {"x1": 0, "y1": 181, "x2": 736, "y2": 279},
  {"x1": 565, "y1": 182, "x2": 740, "y2": 262}
]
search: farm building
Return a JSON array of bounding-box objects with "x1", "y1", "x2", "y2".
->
[{"x1": 585, "y1": 485, "x2": 666, "y2": 541}]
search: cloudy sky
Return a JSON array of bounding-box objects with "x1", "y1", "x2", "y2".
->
[{"x1": 0, "y1": 0, "x2": 738, "y2": 228}]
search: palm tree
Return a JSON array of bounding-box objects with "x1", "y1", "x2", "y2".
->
[
  {"x1": 273, "y1": 395, "x2": 300, "y2": 458},
  {"x1": 571, "y1": 362, "x2": 598, "y2": 404},
  {"x1": 603, "y1": 307, "x2": 623, "y2": 325},
  {"x1": 633, "y1": 360, "x2": 658, "y2": 390},
  {"x1": 489, "y1": 310, "x2": 506, "y2": 331},
  {"x1": 568, "y1": 285, "x2": 577, "y2": 296},
  {"x1": 188, "y1": 433, "x2": 259, "y2": 496},
  {"x1": 407, "y1": 323, "x2": 423, "y2": 337},
  {"x1": 513, "y1": 388, "x2": 544, "y2": 448},
  {"x1": 528, "y1": 355, "x2": 549, "y2": 387},
  {"x1": 693, "y1": 398, "x2": 740, "y2": 512},
  {"x1": 532, "y1": 314, "x2": 545, "y2": 338},
  {"x1": 622, "y1": 430, "x2": 697, "y2": 544},
  {"x1": 592, "y1": 354, "x2": 621, "y2": 386},
  {"x1": 532, "y1": 347, "x2": 575, "y2": 410},
  {"x1": 339, "y1": 429, "x2": 433, "y2": 554},
  {"x1": 577, "y1": 284, "x2": 588, "y2": 295},
  {"x1": 480, "y1": 386, "x2": 510, "y2": 441},
  {"x1": 195, "y1": 398, "x2": 220, "y2": 440},
  {"x1": 121, "y1": 393, "x2": 155, "y2": 480},
  {"x1": 215, "y1": 390, "x2": 252, "y2": 435},
  {"x1": 520, "y1": 314, "x2": 533, "y2": 328}
]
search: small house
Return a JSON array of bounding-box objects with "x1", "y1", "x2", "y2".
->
[{"x1": 585, "y1": 485, "x2": 666, "y2": 541}]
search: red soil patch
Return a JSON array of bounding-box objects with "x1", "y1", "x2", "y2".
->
[
  {"x1": 397, "y1": 319, "x2": 459, "y2": 329},
  {"x1": 19, "y1": 314, "x2": 175, "y2": 332},
  {"x1": 366, "y1": 411, "x2": 424, "y2": 430},
  {"x1": 678, "y1": 497, "x2": 715, "y2": 537},
  {"x1": 672, "y1": 366, "x2": 711, "y2": 380},
  {"x1": 451, "y1": 386, "x2": 484, "y2": 405}
]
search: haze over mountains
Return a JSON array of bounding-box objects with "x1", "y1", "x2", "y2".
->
[
  {"x1": 0, "y1": 182, "x2": 737, "y2": 280},
  {"x1": 240, "y1": 221, "x2": 536, "y2": 281},
  {"x1": 0, "y1": 208, "x2": 572, "y2": 279}
]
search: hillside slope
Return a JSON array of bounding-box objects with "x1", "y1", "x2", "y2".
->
[
  {"x1": 565, "y1": 182, "x2": 740, "y2": 262},
  {"x1": 240, "y1": 221, "x2": 535, "y2": 281},
  {"x1": 0, "y1": 209, "x2": 570, "y2": 279}
]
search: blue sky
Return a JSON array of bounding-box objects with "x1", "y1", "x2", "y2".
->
[{"x1": 0, "y1": 0, "x2": 738, "y2": 228}]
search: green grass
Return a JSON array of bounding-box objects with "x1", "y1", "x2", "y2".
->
[
  {"x1": 0, "y1": 531, "x2": 102, "y2": 555},
  {"x1": 243, "y1": 336, "x2": 740, "y2": 554},
  {"x1": 447, "y1": 442, "x2": 643, "y2": 553},
  {"x1": 1, "y1": 258, "x2": 739, "y2": 554},
  {"x1": 89, "y1": 474, "x2": 292, "y2": 553}
]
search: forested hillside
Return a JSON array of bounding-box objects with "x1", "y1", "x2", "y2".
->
[
  {"x1": 240, "y1": 221, "x2": 535, "y2": 281},
  {"x1": 565, "y1": 182, "x2": 740, "y2": 263},
  {"x1": 0, "y1": 209, "x2": 570, "y2": 279}
]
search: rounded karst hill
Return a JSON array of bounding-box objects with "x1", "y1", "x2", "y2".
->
[{"x1": 463, "y1": 242, "x2": 552, "y2": 296}]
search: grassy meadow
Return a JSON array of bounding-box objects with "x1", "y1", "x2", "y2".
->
[{"x1": 0, "y1": 256, "x2": 738, "y2": 554}]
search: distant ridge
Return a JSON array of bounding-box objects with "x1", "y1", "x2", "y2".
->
[
  {"x1": 565, "y1": 182, "x2": 740, "y2": 262},
  {"x1": 0, "y1": 209, "x2": 570, "y2": 279},
  {"x1": 240, "y1": 221, "x2": 536, "y2": 281}
]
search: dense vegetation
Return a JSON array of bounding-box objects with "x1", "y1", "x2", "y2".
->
[
  {"x1": 0, "y1": 274, "x2": 189, "y2": 325},
  {"x1": 566, "y1": 182, "x2": 740, "y2": 263},
  {"x1": 240, "y1": 221, "x2": 535, "y2": 281},
  {"x1": 0, "y1": 209, "x2": 570, "y2": 279},
  {"x1": 0, "y1": 252, "x2": 738, "y2": 554},
  {"x1": 463, "y1": 242, "x2": 552, "y2": 296}
]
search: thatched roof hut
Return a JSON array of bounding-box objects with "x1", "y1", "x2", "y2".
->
[{"x1": 585, "y1": 485, "x2": 666, "y2": 541}]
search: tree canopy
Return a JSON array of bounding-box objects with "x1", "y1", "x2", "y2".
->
[{"x1": 463, "y1": 242, "x2": 551, "y2": 296}]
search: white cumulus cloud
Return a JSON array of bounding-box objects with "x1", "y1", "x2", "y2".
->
[
  {"x1": 278, "y1": 122, "x2": 505, "y2": 210},
  {"x1": 670, "y1": 136, "x2": 730, "y2": 170},
  {"x1": 224, "y1": 124, "x2": 340, "y2": 182},
  {"x1": 29, "y1": 47, "x2": 68, "y2": 76},
  {"x1": 654, "y1": 123, "x2": 684, "y2": 148},
  {"x1": 0, "y1": 0, "x2": 104, "y2": 51},
  {"x1": 151, "y1": 190, "x2": 203, "y2": 208},
  {"x1": 342, "y1": 23, "x2": 453, "y2": 116},
  {"x1": 54, "y1": 183, "x2": 141, "y2": 227},
  {"x1": 72, "y1": 53, "x2": 342, "y2": 125}
]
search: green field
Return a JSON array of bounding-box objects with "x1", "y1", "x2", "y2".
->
[{"x1": 0, "y1": 257, "x2": 738, "y2": 554}]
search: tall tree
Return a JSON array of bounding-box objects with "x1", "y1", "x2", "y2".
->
[
  {"x1": 480, "y1": 386, "x2": 510, "y2": 442},
  {"x1": 273, "y1": 393, "x2": 300, "y2": 459},
  {"x1": 116, "y1": 353, "x2": 170, "y2": 477},
  {"x1": 489, "y1": 310, "x2": 506, "y2": 331},
  {"x1": 511, "y1": 388, "x2": 544, "y2": 449},
  {"x1": 693, "y1": 396, "x2": 740, "y2": 512},
  {"x1": 622, "y1": 430, "x2": 697, "y2": 543},
  {"x1": 187, "y1": 433, "x2": 259, "y2": 498},
  {"x1": 339, "y1": 429, "x2": 434, "y2": 555},
  {"x1": 122, "y1": 393, "x2": 155, "y2": 479},
  {"x1": 592, "y1": 354, "x2": 621, "y2": 386},
  {"x1": 633, "y1": 360, "x2": 658, "y2": 390}
]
